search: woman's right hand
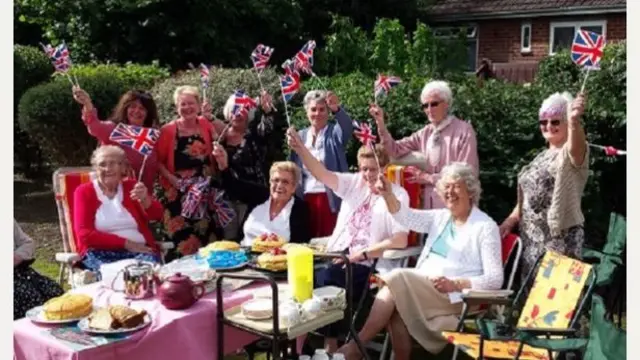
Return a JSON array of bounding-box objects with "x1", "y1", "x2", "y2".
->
[
  {"x1": 369, "y1": 103, "x2": 386, "y2": 131},
  {"x1": 498, "y1": 216, "x2": 518, "y2": 238},
  {"x1": 124, "y1": 240, "x2": 153, "y2": 254},
  {"x1": 212, "y1": 143, "x2": 229, "y2": 171},
  {"x1": 286, "y1": 127, "x2": 304, "y2": 153},
  {"x1": 72, "y1": 86, "x2": 94, "y2": 110},
  {"x1": 168, "y1": 174, "x2": 181, "y2": 189}
]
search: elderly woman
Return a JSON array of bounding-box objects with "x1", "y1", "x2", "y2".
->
[
  {"x1": 72, "y1": 86, "x2": 161, "y2": 190},
  {"x1": 217, "y1": 90, "x2": 280, "y2": 240},
  {"x1": 370, "y1": 80, "x2": 479, "y2": 210},
  {"x1": 156, "y1": 86, "x2": 222, "y2": 259},
  {"x1": 499, "y1": 92, "x2": 588, "y2": 283},
  {"x1": 287, "y1": 128, "x2": 409, "y2": 353},
  {"x1": 14, "y1": 220, "x2": 64, "y2": 319},
  {"x1": 289, "y1": 90, "x2": 355, "y2": 238},
  {"x1": 337, "y1": 162, "x2": 503, "y2": 360},
  {"x1": 73, "y1": 145, "x2": 163, "y2": 272},
  {"x1": 212, "y1": 144, "x2": 310, "y2": 244}
]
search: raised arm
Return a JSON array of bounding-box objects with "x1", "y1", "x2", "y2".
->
[
  {"x1": 567, "y1": 93, "x2": 588, "y2": 167},
  {"x1": 286, "y1": 127, "x2": 339, "y2": 192},
  {"x1": 369, "y1": 103, "x2": 424, "y2": 159},
  {"x1": 325, "y1": 92, "x2": 354, "y2": 146},
  {"x1": 72, "y1": 86, "x2": 115, "y2": 143},
  {"x1": 377, "y1": 174, "x2": 437, "y2": 233}
]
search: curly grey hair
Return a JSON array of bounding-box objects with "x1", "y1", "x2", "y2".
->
[
  {"x1": 435, "y1": 162, "x2": 481, "y2": 206},
  {"x1": 420, "y1": 80, "x2": 453, "y2": 108},
  {"x1": 222, "y1": 93, "x2": 257, "y2": 122},
  {"x1": 303, "y1": 90, "x2": 327, "y2": 110}
]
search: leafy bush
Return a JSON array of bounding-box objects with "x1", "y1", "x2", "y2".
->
[
  {"x1": 14, "y1": 45, "x2": 54, "y2": 174},
  {"x1": 17, "y1": 63, "x2": 170, "y2": 167}
]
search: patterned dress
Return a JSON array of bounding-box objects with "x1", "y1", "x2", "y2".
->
[
  {"x1": 14, "y1": 263, "x2": 64, "y2": 320},
  {"x1": 158, "y1": 132, "x2": 215, "y2": 260},
  {"x1": 518, "y1": 148, "x2": 585, "y2": 284}
]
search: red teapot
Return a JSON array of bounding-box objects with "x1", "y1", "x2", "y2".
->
[{"x1": 154, "y1": 272, "x2": 205, "y2": 310}]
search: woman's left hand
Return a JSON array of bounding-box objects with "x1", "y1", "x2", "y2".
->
[
  {"x1": 130, "y1": 182, "x2": 151, "y2": 208},
  {"x1": 201, "y1": 101, "x2": 213, "y2": 120},
  {"x1": 569, "y1": 92, "x2": 587, "y2": 123},
  {"x1": 260, "y1": 90, "x2": 274, "y2": 113},
  {"x1": 431, "y1": 277, "x2": 459, "y2": 293},
  {"x1": 326, "y1": 92, "x2": 340, "y2": 113}
]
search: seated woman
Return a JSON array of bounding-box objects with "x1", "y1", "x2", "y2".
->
[
  {"x1": 212, "y1": 144, "x2": 310, "y2": 245},
  {"x1": 287, "y1": 128, "x2": 409, "y2": 353},
  {"x1": 337, "y1": 162, "x2": 503, "y2": 360},
  {"x1": 14, "y1": 220, "x2": 64, "y2": 320},
  {"x1": 73, "y1": 145, "x2": 163, "y2": 273}
]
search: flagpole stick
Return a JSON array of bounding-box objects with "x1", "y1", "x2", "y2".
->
[
  {"x1": 254, "y1": 68, "x2": 278, "y2": 113},
  {"x1": 580, "y1": 67, "x2": 592, "y2": 93},
  {"x1": 65, "y1": 73, "x2": 75, "y2": 87},
  {"x1": 138, "y1": 155, "x2": 149, "y2": 182},
  {"x1": 311, "y1": 72, "x2": 328, "y2": 91},
  {"x1": 73, "y1": 74, "x2": 80, "y2": 87}
]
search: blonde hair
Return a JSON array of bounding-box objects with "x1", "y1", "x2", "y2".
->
[
  {"x1": 270, "y1": 161, "x2": 302, "y2": 185},
  {"x1": 90, "y1": 145, "x2": 129, "y2": 175},
  {"x1": 173, "y1": 85, "x2": 201, "y2": 105},
  {"x1": 357, "y1": 144, "x2": 390, "y2": 168},
  {"x1": 435, "y1": 162, "x2": 482, "y2": 206}
]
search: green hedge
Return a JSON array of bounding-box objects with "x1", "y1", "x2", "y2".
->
[
  {"x1": 18, "y1": 63, "x2": 170, "y2": 167},
  {"x1": 14, "y1": 45, "x2": 53, "y2": 174}
]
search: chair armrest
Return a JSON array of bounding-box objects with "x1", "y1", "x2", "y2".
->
[
  {"x1": 55, "y1": 252, "x2": 81, "y2": 264},
  {"x1": 461, "y1": 295, "x2": 512, "y2": 306},
  {"x1": 159, "y1": 241, "x2": 175, "y2": 250},
  {"x1": 516, "y1": 327, "x2": 578, "y2": 337},
  {"x1": 310, "y1": 236, "x2": 331, "y2": 246},
  {"x1": 382, "y1": 246, "x2": 422, "y2": 259}
]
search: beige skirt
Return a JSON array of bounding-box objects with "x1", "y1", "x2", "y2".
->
[{"x1": 381, "y1": 269, "x2": 464, "y2": 354}]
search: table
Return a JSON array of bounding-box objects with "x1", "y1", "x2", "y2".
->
[{"x1": 13, "y1": 280, "x2": 271, "y2": 360}]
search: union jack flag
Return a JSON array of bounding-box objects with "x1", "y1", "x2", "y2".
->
[
  {"x1": 232, "y1": 90, "x2": 258, "y2": 117},
  {"x1": 108, "y1": 123, "x2": 160, "y2": 156},
  {"x1": 571, "y1": 30, "x2": 606, "y2": 69},
  {"x1": 353, "y1": 121, "x2": 377, "y2": 148},
  {"x1": 250, "y1": 44, "x2": 274, "y2": 72},
  {"x1": 199, "y1": 63, "x2": 210, "y2": 89},
  {"x1": 282, "y1": 59, "x2": 299, "y2": 77},
  {"x1": 280, "y1": 73, "x2": 300, "y2": 103},
  {"x1": 42, "y1": 43, "x2": 72, "y2": 73},
  {"x1": 209, "y1": 189, "x2": 236, "y2": 227},
  {"x1": 374, "y1": 74, "x2": 402, "y2": 98},
  {"x1": 294, "y1": 40, "x2": 316, "y2": 75}
]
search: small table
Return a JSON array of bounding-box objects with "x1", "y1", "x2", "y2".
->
[{"x1": 216, "y1": 253, "x2": 370, "y2": 360}]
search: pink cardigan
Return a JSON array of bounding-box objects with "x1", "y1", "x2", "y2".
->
[
  {"x1": 72, "y1": 179, "x2": 163, "y2": 256},
  {"x1": 82, "y1": 109, "x2": 159, "y2": 190},
  {"x1": 380, "y1": 116, "x2": 479, "y2": 210}
]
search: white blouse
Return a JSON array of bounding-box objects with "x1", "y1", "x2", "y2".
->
[
  {"x1": 303, "y1": 125, "x2": 328, "y2": 194},
  {"x1": 242, "y1": 197, "x2": 295, "y2": 246},
  {"x1": 92, "y1": 180, "x2": 146, "y2": 244},
  {"x1": 392, "y1": 204, "x2": 503, "y2": 301}
]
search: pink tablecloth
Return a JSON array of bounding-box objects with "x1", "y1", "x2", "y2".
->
[{"x1": 14, "y1": 282, "x2": 266, "y2": 360}]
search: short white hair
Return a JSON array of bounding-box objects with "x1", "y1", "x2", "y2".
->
[
  {"x1": 436, "y1": 162, "x2": 481, "y2": 206},
  {"x1": 303, "y1": 90, "x2": 327, "y2": 110},
  {"x1": 222, "y1": 93, "x2": 257, "y2": 122},
  {"x1": 420, "y1": 80, "x2": 453, "y2": 107},
  {"x1": 539, "y1": 91, "x2": 574, "y2": 121}
]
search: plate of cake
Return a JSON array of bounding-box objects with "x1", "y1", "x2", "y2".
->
[
  {"x1": 251, "y1": 233, "x2": 285, "y2": 253},
  {"x1": 249, "y1": 247, "x2": 288, "y2": 275},
  {"x1": 27, "y1": 293, "x2": 94, "y2": 325},
  {"x1": 79, "y1": 305, "x2": 151, "y2": 335},
  {"x1": 199, "y1": 241, "x2": 249, "y2": 271}
]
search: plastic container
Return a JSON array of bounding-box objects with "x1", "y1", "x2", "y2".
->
[
  {"x1": 298, "y1": 355, "x2": 311, "y2": 360},
  {"x1": 311, "y1": 349, "x2": 330, "y2": 360},
  {"x1": 332, "y1": 354, "x2": 346, "y2": 360},
  {"x1": 287, "y1": 245, "x2": 314, "y2": 302}
]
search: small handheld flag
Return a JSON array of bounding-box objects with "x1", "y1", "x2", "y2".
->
[
  {"x1": 109, "y1": 123, "x2": 160, "y2": 157},
  {"x1": 250, "y1": 44, "x2": 274, "y2": 73},
  {"x1": 571, "y1": 30, "x2": 606, "y2": 92},
  {"x1": 374, "y1": 74, "x2": 402, "y2": 103}
]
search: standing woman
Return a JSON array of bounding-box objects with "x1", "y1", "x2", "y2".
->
[
  {"x1": 371, "y1": 80, "x2": 479, "y2": 210},
  {"x1": 217, "y1": 90, "x2": 279, "y2": 240},
  {"x1": 156, "y1": 85, "x2": 219, "y2": 259},
  {"x1": 499, "y1": 92, "x2": 589, "y2": 283},
  {"x1": 289, "y1": 90, "x2": 354, "y2": 238},
  {"x1": 72, "y1": 87, "x2": 161, "y2": 190}
]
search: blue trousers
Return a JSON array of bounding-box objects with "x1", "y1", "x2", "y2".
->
[{"x1": 82, "y1": 250, "x2": 161, "y2": 275}]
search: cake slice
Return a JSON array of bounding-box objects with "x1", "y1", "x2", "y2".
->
[
  {"x1": 88, "y1": 308, "x2": 118, "y2": 330},
  {"x1": 109, "y1": 305, "x2": 147, "y2": 328}
]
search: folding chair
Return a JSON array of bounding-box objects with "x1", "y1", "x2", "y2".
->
[
  {"x1": 52, "y1": 167, "x2": 174, "y2": 287},
  {"x1": 443, "y1": 250, "x2": 597, "y2": 360}
]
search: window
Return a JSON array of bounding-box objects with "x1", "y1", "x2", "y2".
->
[
  {"x1": 434, "y1": 25, "x2": 478, "y2": 72},
  {"x1": 521, "y1": 22, "x2": 532, "y2": 53},
  {"x1": 549, "y1": 20, "x2": 606, "y2": 54}
]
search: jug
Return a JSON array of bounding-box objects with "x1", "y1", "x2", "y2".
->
[
  {"x1": 111, "y1": 261, "x2": 155, "y2": 299},
  {"x1": 287, "y1": 245, "x2": 313, "y2": 302}
]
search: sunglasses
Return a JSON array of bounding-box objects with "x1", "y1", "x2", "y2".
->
[
  {"x1": 421, "y1": 101, "x2": 441, "y2": 109},
  {"x1": 539, "y1": 119, "x2": 561, "y2": 127}
]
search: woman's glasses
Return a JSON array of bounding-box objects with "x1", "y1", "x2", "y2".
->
[
  {"x1": 421, "y1": 101, "x2": 440, "y2": 110},
  {"x1": 539, "y1": 119, "x2": 561, "y2": 127}
]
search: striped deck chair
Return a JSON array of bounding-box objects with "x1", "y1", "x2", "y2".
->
[{"x1": 443, "y1": 250, "x2": 596, "y2": 360}]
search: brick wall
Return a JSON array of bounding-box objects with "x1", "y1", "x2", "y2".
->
[{"x1": 476, "y1": 12, "x2": 626, "y2": 64}]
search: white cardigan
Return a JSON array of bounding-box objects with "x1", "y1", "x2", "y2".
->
[{"x1": 392, "y1": 204, "x2": 503, "y2": 291}]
